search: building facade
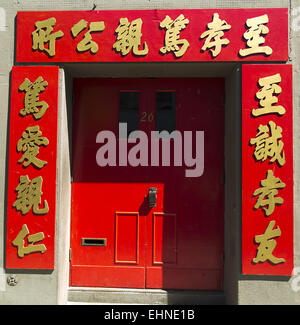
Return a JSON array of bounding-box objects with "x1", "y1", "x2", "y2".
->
[{"x1": 0, "y1": 0, "x2": 300, "y2": 305}]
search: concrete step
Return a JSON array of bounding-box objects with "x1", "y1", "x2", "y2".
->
[{"x1": 68, "y1": 287, "x2": 226, "y2": 305}]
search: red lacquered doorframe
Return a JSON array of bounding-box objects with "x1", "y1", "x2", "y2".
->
[{"x1": 70, "y1": 78, "x2": 225, "y2": 290}]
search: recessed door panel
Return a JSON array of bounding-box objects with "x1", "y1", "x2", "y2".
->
[
  {"x1": 115, "y1": 212, "x2": 140, "y2": 264},
  {"x1": 152, "y1": 212, "x2": 177, "y2": 265}
]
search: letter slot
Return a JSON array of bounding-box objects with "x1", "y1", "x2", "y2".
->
[{"x1": 81, "y1": 238, "x2": 107, "y2": 247}]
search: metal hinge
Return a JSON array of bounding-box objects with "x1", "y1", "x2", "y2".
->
[{"x1": 69, "y1": 248, "x2": 72, "y2": 262}]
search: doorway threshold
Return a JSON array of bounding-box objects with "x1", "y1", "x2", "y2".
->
[{"x1": 68, "y1": 287, "x2": 225, "y2": 305}]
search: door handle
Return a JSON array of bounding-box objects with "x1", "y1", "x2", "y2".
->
[{"x1": 148, "y1": 187, "x2": 157, "y2": 208}]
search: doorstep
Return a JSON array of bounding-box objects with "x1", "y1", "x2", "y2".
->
[{"x1": 68, "y1": 287, "x2": 226, "y2": 305}]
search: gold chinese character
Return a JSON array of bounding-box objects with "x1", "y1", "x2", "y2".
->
[
  {"x1": 253, "y1": 220, "x2": 285, "y2": 264},
  {"x1": 200, "y1": 13, "x2": 231, "y2": 57},
  {"x1": 17, "y1": 125, "x2": 49, "y2": 169},
  {"x1": 252, "y1": 73, "x2": 286, "y2": 117},
  {"x1": 159, "y1": 14, "x2": 190, "y2": 58},
  {"x1": 250, "y1": 120, "x2": 285, "y2": 166},
  {"x1": 13, "y1": 175, "x2": 49, "y2": 215},
  {"x1": 239, "y1": 14, "x2": 272, "y2": 57},
  {"x1": 71, "y1": 19, "x2": 105, "y2": 54},
  {"x1": 32, "y1": 17, "x2": 64, "y2": 57},
  {"x1": 253, "y1": 170, "x2": 286, "y2": 216},
  {"x1": 19, "y1": 76, "x2": 48, "y2": 120},
  {"x1": 113, "y1": 18, "x2": 148, "y2": 56},
  {"x1": 12, "y1": 224, "x2": 46, "y2": 258}
]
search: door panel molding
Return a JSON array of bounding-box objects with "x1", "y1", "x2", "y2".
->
[
  {"x1": 152, "y1": 212, "x2": 177, "y2": 265},
  {"x1": 115, "y1": 212, "x2": 140, "y2": 265}
]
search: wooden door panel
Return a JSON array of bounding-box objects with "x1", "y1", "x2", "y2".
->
[
  {"x1": 145, "y1": 268, "x2": 222, "y2": 290},
  {"x1": 115, "y1": 212, "x2": 140, "y2": 264},
  {"x1": 145, "y1": 79, "x2": 224, "y2": 290},
  {"x1": 71, "y1": 79, "x2": 149, "y2": 287},
  {"x1": 152, "y1": 213, "x2": 177, "y2": 265},
  {"x1": 71, "y1": 265, "x2": 146, "y2": 288}
]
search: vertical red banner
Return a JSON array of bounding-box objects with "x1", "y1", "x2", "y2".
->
[
  {"x1": 6, "y1": 66, "x2": 59, "y2": 270},
  {"x1": 242, "y1": 64, "x2": 293, "y2": 275}
]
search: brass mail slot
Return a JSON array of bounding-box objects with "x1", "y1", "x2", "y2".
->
[{"x1": 81, "y1": 238, "x2": 107, "y2": 247}]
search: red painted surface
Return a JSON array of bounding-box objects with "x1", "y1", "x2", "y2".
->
[
  {"x1": 242, "y1": 64, "x2": 293, "y2": 275},
  {"x1": 6, "y1": 66, "x2": 59, "y2": 269},
  {"x1": 70, "y1": 78, "x2": 225, "y2": 289},
  {"x1": 16, "y1": 8, "x2": 288, "y2": 63}
]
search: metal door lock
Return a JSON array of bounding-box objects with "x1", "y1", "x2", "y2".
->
[{"x1": 148, "y1": 187, "x2": 157, "y2": 208}]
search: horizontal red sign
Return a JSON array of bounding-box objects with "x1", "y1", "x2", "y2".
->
[
  {"x1": 6, "y1": 66, "x2": 59, "y2": 270},
  {"x1": 16, "y1": 9, "x2": 288, "y2": 63},
  {"x1": 242, "y1": 64, "x2": 293, "y2": 275}
]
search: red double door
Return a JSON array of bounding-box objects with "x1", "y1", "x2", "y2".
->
[{"x1": 70, "y1": 78, "x2": 224, "y2": 290}]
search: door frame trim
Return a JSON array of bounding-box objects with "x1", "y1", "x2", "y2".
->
[{"x1": 55, "y1": 62, "x2": 241, "y2": 304}]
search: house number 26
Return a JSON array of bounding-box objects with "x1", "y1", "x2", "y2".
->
[{"x1": 140, "y1": 112, "x2": 154, "y2": 122}]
